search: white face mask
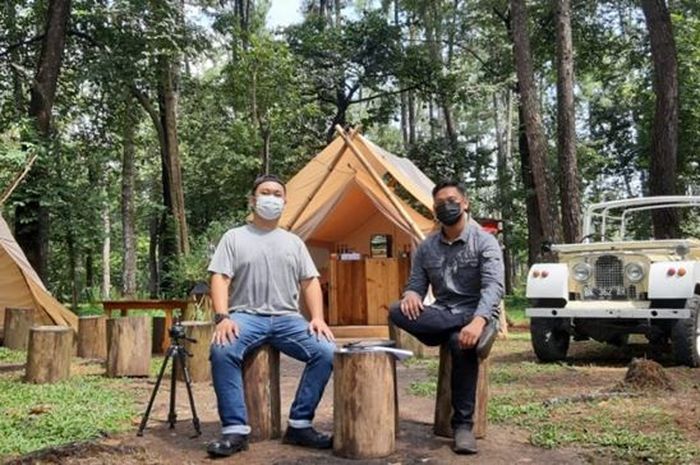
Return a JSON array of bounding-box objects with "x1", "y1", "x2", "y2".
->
[{"x1": 254, "y1": 194, "x2": 284, "y2": 220}]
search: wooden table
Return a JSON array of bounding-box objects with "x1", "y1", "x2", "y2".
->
[{"x1": 102, "y1": 300, "x2": 190, "y2": 353}]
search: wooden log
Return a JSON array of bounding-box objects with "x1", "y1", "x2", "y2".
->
[
  {"x1": 4, "y1": 307, "x2": 35, "y2": 350},
  {"x1": 25, "y1": 326, "x2": 73, "y2": 383},
  {"x1": 388, "y1": 319, "x2": 425, "y2": 358},
  {"x1": 0, "y1": 307, "x2": 5, "y2": 343},
  {"x1": 498, "y1": 300, "x2": 509, "y2": 339},
  {"x1": 176, "y1": 321, "x2": 214, "y2": 383},
  {"x1": 434, "y1": 344, "x2": 489, "y2": 439},
  {"x1": 106, "y1": 316, "x2": 151, "y2": 377},
  {"x1": 77, "y1": 315, "x2": 107, "y2": 359},
  {"x1": 243, "y1": 345, "x2": 281, "y2": 441},
  {"x1": 152, "y1": 316, "x2": 166, "y2": 354},
  {"x1": 333, "y1": 350, "x2": 396, "y2": 459}
]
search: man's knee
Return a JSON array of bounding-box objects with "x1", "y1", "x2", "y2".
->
[
  {"x1": 313, "y1": 339, "x2": 336, "y2": 366},
  {"x1": 210, "y1": 342, "x2": 244, "y2": 368},
  {"x1": 388, "y1": 300, "x2": 404, "y2": 325}
]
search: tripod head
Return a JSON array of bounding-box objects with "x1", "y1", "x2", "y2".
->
[{"x1": 169, "y1": 317, "x2": 197, "y2": 345}]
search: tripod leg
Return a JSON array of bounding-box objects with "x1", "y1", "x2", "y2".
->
[
  {"x1": 168, "y1": 348, "x2": 179, "y2": 429},
  {"x1": 137, "y1": 347, "x2": 173, "y2": 436},
  {"x1": 178, "y1": 351, "x2": 202, "y2": 436}
]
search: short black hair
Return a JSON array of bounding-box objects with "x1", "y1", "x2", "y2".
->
[
  {"x1": 252, "y1": 174, "x2": 286, "y2": 194},
  {"x1": 432, "y1": 179, "x2": 467, "y2": 198}
]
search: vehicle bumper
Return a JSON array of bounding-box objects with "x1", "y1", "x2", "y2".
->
[{"x1": 526, "y1": 307, "x2": 690, "y2": 319}]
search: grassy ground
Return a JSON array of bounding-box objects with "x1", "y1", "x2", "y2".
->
[
  {"x1": 407, "y1": 331, "x2": 700, "y2": 465},
  {"x1": 0, "y1": 348, "x2": 142, "y2": 458}
]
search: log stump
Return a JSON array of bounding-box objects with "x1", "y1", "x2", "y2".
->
[
  {"x1": 106, "y1": 316, "x2": 151, "y2": 377},
  {"x1": 152, "y1": 316, "x2": 166, "y2": 355},
  {"x1": 4, "y1": 307, "x2": 35, "y2": 350},
  {"x1": 25, "y1": 326, "x2": 73, "y2": 384},
  {"x1": 77, "y1": 315, "x2": 107, "y2": 359},
  {"x1": 176, "y1": 321, "x2": 214, "y2": 383},
  {"x1": 388, "y1": 320, "x2": 425, "y2": 358},
  {"x1": 434, "y1": 344, "x2": 489, "y2": 439},
  {"x1": 243, "y1": 345, "x2": 281, "y2": 441},
  {"x1": 333, "y1": 350, "x2": 396, "y2": 459}
]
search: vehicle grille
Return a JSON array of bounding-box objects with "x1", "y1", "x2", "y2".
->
[{"x1": 585, "y1": 255, "x2": 628, "y2": 300}]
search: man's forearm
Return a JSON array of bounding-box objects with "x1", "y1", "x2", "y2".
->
[
  {"x1": 302, "y1": 278, "x2": 325, "y2": 321},
  {"x1": 210, "y1": 273, "x2": 231, "y2": 314}
]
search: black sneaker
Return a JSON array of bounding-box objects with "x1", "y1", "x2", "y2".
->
[
  {"x1": 282, "y1": 426, "x2": 333, "y2": 449},
  {"x1": 206, "y1": 433, "x2": 249, "y2": 458},
  {"x1": 452, "y1": 427, "x2": 478, "y2": 454}
]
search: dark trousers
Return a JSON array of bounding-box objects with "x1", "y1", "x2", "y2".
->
[{"x1": 388, "y1": 302, "x2": 478, "y2": 431}]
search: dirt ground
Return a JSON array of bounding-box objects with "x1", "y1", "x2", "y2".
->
[{"x1": 6, "y1": 331, "x2": 700, "y2": 465}]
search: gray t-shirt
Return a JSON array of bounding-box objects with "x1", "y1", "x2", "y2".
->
[{"x1": 208, "y1": 224, "x2": 319, "y2": 315}]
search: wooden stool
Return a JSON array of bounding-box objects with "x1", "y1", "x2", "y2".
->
[
  {"x1": 176, "y1": 321, "x2": 214, "y2": 383},
  {"x1": 25, "y1": 326, "x2": 73, "y2": 383},
  {"x1": 388, "y1": 320, "x2": 425, "y2": 358},
  {"x1": 434, "y1": 344, "x2": 489, "y2": 439},
  {"x1": 243, "y1": 345, "x2": 281, "y2": 441},
  {"x1": 4, "y1": 307, "x2": 35, "y2": 350},
  {"x1": 333, "y1": 350, "x2": 397, "y2": 459},
  {"x1": 106, "y1": 316, "x2": 151, "y2": 377},
  {"x1": 77, "y1": 315, "x2": 107, "y2": 359}
]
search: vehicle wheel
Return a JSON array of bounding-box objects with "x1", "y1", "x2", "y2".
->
[
  {"x1": 530, "y1": 317, "x2": 570, "y2": 362},
  {"x1": 671, "y1": 296, "x2": 700, "y2": 368}
]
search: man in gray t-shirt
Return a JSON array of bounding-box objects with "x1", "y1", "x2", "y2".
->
[{"x1": 206, "y1": 175, "x2": 336, "y2": 458}]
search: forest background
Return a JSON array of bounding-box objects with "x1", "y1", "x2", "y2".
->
[{"x1": 1, "y1": 0, "x2": 698, "y2": 310}]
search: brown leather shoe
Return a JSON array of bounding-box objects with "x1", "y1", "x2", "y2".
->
[{"x1": 453, "y1": 427, "x2": 478, "y2": 454}]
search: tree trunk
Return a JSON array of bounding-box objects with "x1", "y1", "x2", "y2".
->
[
  {"x1": 14, "y1": 0, "x2": 72, "y2": 282},
  {"x1": 518, "y1": 97, "x2": 544, "y2": 266},
  {"x1": 102, "y1": 201, "x2": 111, "y2": 299},
  {"x1": 148, "y1": 210, "x2": 159, "y2": 298},
  {"x1": 121, "y1": 100, "x2": 137, "y2": 298},
  {"x1": 555, "y1": 0, "x2": 581, "y2": 243},
  {"x1": 641, "y1": 0, "x2": 679, "y2": 238},
  {"x1": 408, "y1": 90, "x2": 416, "y2": 146},
  {"x1": 25, "y1": 326, "x2": 73, "y2": 384},
  {"x1": 67, "y1": 229, "x2": 79, "y2": 311},
  {"x1": 4, "y1": 1, "x2": 24, "y2": 115},
  {"x1": 510, "y1": 0, "x2": 557, "y2": 243},
  {"x1": 494, "y1": 91, "x2": 514, "y2": 293}
]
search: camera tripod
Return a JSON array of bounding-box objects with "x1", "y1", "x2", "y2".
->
[{"x1": 137, "y1": 322, "x2": 202, "y2": 437}]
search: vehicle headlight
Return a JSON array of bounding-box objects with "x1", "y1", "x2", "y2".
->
[
  {"x1": 624, "y1": 262, "x2": 644, "y2": 283},
  {"x1": 572, "y1": 262, "x2": 591, "y2": 282}
]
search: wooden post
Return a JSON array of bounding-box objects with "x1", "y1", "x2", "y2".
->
[
  {"x1": 333, "y1": 351, "x2": 396, "y2": 459},
  {"x1": 177, "y1": 321, "x2": 213, "y2": 383},
  {"x1": 388, "y1": 319, "x2": 425, "y2": 358},
  {"x1": 106, "y1": 316, "x2": 151, "y2": 377},
  {"x1": 77, "y1": 315, "x2": 107, "y2": 359},
  {"x1": 152, "y1": 316, "x2": 166, "y2": 354},
  {"x1": 243, "y1": 345, "x2": 281, "y2": 441},
  {"x1": 4, "y1": 307, "x2": 35, "y2": 350},
  {"x1": 434, "y1": 344, "x2": 489, "y2": 439},
  {"x1": 25, "y1": 326, "x2": 73, "y2": 383},
  {"x1": 498, "y1": 300, "x2": 509, "y2": 339}
]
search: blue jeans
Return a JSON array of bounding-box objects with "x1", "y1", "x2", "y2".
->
[{"x1": 210, "y1": 312, "x2": 335, "y2": 435}]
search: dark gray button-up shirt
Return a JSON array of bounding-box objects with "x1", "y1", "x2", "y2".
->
[{"x1": 404, "y1": 217, "x2": 505, "y2": 321}]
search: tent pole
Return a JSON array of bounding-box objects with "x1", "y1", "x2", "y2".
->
[
  {"x1": 335, "y1": 125, "x2": 426, "y2": 241},
  {"x1": 286, "y1": 128, "x2": 357, "y2": 231},
  {"x1": 0, "y1": 152, "x2": 39, "y2": 206}
]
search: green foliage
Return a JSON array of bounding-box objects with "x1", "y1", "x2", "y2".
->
[
  {"x1": 0, "y1": 374, "x2": 138, "y2": 458},
  {"x1": 0, "y1": 348, "x2": 26, "y2": 365}
]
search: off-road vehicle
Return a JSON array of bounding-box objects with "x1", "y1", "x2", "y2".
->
[{"x1": 525, "y1": 196, "x2": 700, "y2": 367}]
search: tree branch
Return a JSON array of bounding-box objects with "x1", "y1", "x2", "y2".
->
[
  {"x1": 131, "y1": 84, "x2": 163, "y2": 136},
  {"x1": 0, "y1": 34, "x2": 45, "y2": 58},
  {"x1": 348, "y1": 82, "x2": 423, "y2": 105}
]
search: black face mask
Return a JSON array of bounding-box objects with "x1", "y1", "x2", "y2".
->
[{"x1": 435, "y1": 201, "x2": 463, "y2": 226}]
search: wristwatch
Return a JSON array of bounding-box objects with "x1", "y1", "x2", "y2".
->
[{"x1": 213, "y1": 313, "x2": 229, "y2": 325}]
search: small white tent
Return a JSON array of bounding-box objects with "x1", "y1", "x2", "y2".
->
[{"x1": 0, "y1": 214, "x2": 78, "y2": 332}]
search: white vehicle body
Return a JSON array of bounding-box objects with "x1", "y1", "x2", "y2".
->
[{"x1": 525, "y1": 196, "x2": 700, "y2": 367}]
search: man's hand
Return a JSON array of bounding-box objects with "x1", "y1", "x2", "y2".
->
[
  {"x1": 308, "y1": 318, "x2": 335, "y2": 342},
  {"x1": 400, "y1": 291, "x2": 424, "y2": 320},
  {"x1": 211, "y1": 318, "x2": 240, "y2": 346},
  {"x1": 458, "y1": 317, "x2": 486, "y2": 349}
]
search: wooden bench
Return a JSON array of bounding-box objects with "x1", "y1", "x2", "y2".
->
[
  {"x1": 434, "y1": 344, "x2": 490, "y2": 439},
  {"x1": 102, "y1": 300, "x2": 189, "y2": 353}
]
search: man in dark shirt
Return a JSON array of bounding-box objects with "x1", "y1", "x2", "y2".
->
[{"x1": 389, "y1": 180, "x2": 504, "y2": 455}]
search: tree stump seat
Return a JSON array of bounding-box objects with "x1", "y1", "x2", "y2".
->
[
  {"x1": 434, "y1": 344, "x2": 490, "y2": 439},
  {"x1": 106, "y1": 316, "x2": 152, "y2": 377},
  {"x1": 243, "y1": 344, "x2": 281, "y2": 441},
  {"x1": 333, "y1": 350, "x2": 397, "y2": 459},
  {"x1": 176, "y1": 321, "x2": 214, "y2": 383},
  {"x1": 25, "y1": 326, "x2": 73, "y2": 384},
  {"x1": 4, "y1": 307, "x2": 36, "y2": 351},
  {"x1": 77, "y1": 315, "x2": 107, "y2": 359}
]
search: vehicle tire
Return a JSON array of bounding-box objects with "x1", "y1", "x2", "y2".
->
[
  {"x1": 671, "y1": 296, "x2": 700, "y2": 368},
  {"x1": 530, "y1": 317, "x2": 570, "y2": 362}
]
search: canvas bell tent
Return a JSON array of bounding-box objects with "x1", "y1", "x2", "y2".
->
[
  {"x1": 0, "y1": 214, "x2": 78, "y2": 336},
  {"x1": 279, "y1": 128, "x2": 436, "y2": 335}
]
